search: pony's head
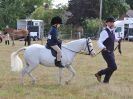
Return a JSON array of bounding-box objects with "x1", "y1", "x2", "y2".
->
[{"x1": 84, "y1": 37, "x2": 95, "y2": 57}]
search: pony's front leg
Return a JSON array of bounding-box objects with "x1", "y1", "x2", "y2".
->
[
  {"x1": 58, "y1": 68, "x2": 64, "y2": 85},
  {"x1": 65, "y1": 65, "x2": 76, "y2": 84},
  {"x1": 11, "y1": 35, "x2": 15, "y2": 46},
  {"x1": 12, "y1": 40, "x2": 15, "y2": 46}
]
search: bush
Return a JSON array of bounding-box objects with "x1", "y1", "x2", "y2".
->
[
  {"x1": 82, "y1": 18, "x2": 102, "y2": 37},
  {"x1": 59, "y1": 24, "x2": 74, "y2": 39}
]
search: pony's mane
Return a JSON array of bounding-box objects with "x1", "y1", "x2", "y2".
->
[{"x1": 64, "y1": 38, "x2": 86, "y2": 45}]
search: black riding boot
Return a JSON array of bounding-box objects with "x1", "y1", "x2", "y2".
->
[{"x1": 55, "y1": 59, "x2": 64, "y2": 68}]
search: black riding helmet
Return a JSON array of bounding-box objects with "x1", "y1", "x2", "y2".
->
[
  {"x1": 106, "y1": 16, "x2": 115, "y2": 23},
  {"x1": 51, "y1": 16, "x2": 63, "y2": 25}
]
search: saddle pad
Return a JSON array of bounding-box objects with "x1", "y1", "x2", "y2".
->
[{"x1": 46, "y1": 45, "x2": 57, "y2": 57}]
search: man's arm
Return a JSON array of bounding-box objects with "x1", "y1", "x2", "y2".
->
[{"x1": 98, "y1": 30, "x2": 108, "y2": 50}]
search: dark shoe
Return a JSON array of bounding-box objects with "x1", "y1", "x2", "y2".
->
[
  {"x1": 55, "y1": 60, "x2": 64, "y2": 68},
  {"x1": 95, "y1": 73, "x2": 101, "y2": 82}
]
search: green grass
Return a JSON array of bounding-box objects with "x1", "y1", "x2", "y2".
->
[{"x1": 0, "y1": 40, "x2": 133, "y2": 99}]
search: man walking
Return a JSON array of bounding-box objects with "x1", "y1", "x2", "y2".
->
[{"x1": 95, "y1": 16, "x2": 121, "y2": 83}]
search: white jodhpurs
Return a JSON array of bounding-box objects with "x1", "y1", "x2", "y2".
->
[{"x1": 51, "y1": 45, "x2": 62, "y2": 61}]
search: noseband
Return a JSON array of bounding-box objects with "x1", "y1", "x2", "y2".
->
[{"x1": 85, "y1": 38, "x2": 94, "y2": 55}]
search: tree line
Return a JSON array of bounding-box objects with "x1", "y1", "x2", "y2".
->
[{"x1": 0, "y1": 0, "x2": 132, "y2": 38}]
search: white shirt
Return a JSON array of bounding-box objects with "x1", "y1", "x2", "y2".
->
[{"x1": 98, "y1": 26, "x2": 120, "y2": 50}]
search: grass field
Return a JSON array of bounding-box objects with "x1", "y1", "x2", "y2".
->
[{"x1": 0, "y1": 40, "x2": 133, "y2": 99}]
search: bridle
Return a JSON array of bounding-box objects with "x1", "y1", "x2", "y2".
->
[
  {"x1": 85, "y1": 38, "x2": 94, "y2": 55},
  {"x1": 62, "y1": 38, "x2": 94, "y2": 55}
]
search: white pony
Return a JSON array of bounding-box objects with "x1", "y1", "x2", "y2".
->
[{"x1": 11, "y1": 38, "x2": 95, "y2": 85}]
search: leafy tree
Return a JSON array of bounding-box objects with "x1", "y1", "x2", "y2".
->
[
  {"x1": 0, "y1": 0, "x2": 24, "y2": 28},
  {"x1": 67, "y1": 0, "x2": 100, "y2": 25},
  {"x1": 43, "y1": 0, "x2": 53, "y2": 7},
  {"x1": 126, "y1": 0, "x2": 133, "y2": 9},
  {"x1": 31, "y1": 7, "x2": 64, "y2": 33},
  {"x1": 22, "y1": 0, "x2": 43, "y2": 18},
  {"x1": 82, "y1": 19, "x2": 101, "y2": 37},
  {"x1": 0, "y1": 0, "x2": 50, "y2": 29},
  {"x1": 102, "y1": 0, "x2": 129, "y2": 19},
  {"x1": 67, "y1": 0, "x2": 129, "y2": 26},
  {"x1": 23, "y1": 0, "x2": 53, "y2": 17}
]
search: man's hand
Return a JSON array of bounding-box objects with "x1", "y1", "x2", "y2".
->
[
  {"x1": 102, "y1": 48, "x2": 111, "y2": 53},
  {"x1": 118, "y1": 37, "x2": 122, "y2": 43},
  {"x1": 102, "y1": 48, "x2": 107, "y2": 51}
]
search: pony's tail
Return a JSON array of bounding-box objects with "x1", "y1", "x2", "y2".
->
[{"x1": 11, "y1": 47, "x2": 26, "y2": 72}]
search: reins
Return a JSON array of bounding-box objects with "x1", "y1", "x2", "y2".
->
[
  {"x1": 62, "y1": 46, "x2": 88, "y2": 55},
  {"x1": 94, "y1": 50, "x2": 102, "y2": 57},
  {"x1": 62, "y1": 38, "x2": 93, "y2": 55},
  {"x1": 94, "y1": 41, "x2": 122, "y2": 57},
  {"x1": 62, "y1": 46, "x2": 79, "y2": 53}
]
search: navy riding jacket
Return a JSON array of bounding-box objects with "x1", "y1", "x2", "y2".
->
[{"x1": 47, "y1": 26, "x2": 61, "y2": 46}]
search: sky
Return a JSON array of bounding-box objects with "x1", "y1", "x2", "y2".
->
[{"x1": 52, "y1": 0, "x2": 69, "y2": 6}]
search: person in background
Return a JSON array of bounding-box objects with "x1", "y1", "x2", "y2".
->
[
  {"x1": 4, "y1": 33, "x2": 10, "y2": 45},
  {"x1": 24, "y1": 32, "x2": 31, "y2": 46}
]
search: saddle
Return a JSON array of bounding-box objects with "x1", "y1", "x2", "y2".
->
[{"x1": 46, "y1": 44, "x2": 61, "y2": 57}]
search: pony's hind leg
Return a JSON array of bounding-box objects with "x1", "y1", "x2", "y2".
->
[
  {"x1": 27, "y1": 72, "x2": 36, "y2": 85},
  {"x1": 20, "y1": 63, "x2": 37, "y2": 85},
  {"x1": 65, "y1": 65, "x2": 76, "y2": 84},
  {"x1": 20, "y1": 65, "x2": 28, "y2": 85}
]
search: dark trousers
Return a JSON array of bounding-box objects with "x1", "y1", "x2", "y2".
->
[
  {"x1": 98, "y1": 50, "x2": 117, "y2": 83},
  {"x1": 5, "y1": 40, "x2": 10, "y2": 45},
  {"x1": 24, "y1": 36, "x2": 31, "y2": 46}
]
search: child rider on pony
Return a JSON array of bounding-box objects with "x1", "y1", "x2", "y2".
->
[{"x1": 46, "y1": 16, "x2": 64, "y2": 68}]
